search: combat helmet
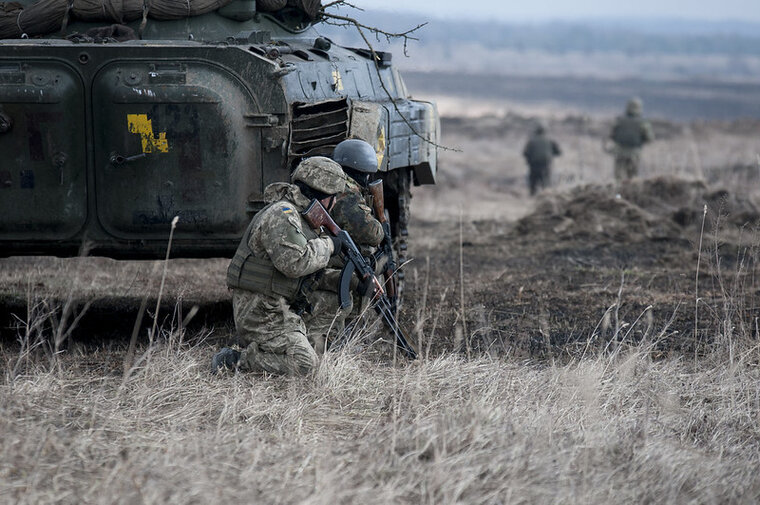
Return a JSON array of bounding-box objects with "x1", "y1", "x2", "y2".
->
[
  {"x1": 626, "y1": 97, "x2": 643, "y2": 117},
  {"x1": 333, "y1": 139, "x2": 378, "y2": 173},
  {"x1": 332, "y1": 138, "x2": 378, "y2": 187},
  {"x1": 291, "y1": 156, "x2": 346, "y2": 196}
]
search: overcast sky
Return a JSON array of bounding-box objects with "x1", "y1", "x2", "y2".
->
[{"x1": 355, "y1": 0, "x2": 760, "y2": 23}]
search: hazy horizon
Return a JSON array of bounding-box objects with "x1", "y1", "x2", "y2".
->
[{"x1": 351, "y1": 0, "x2": 760, "y2": 24}]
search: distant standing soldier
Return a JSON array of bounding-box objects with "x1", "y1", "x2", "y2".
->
[
  {"x1": 211, "y1": 157, "x2": 346, "y2": 375},
  {"x1": 608, "y1": 97, "x2": 654, "y2": 182},
  {"x1": 522, "y1": 123, "x2": 561, "y2": 196}
]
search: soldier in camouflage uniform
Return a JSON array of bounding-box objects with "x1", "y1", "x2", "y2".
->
[
  {"x1": 211, "y1": 157, "x2": 346, "y2": 375},
  {"x1": 300, "y1": 148, "x2": 383, "y2": 354},
  {"x1": 307, "y1": 140, "x2": 385, "y2": 350},
  {"x1": 522, "y1": 123, "x2": 561, "y2": 196},
  {"x1": 331, "y1": 139, "x2": 384, "y2": 247},
  {"x1": 609, "y1": 98, "x2": 654, "y2": 182}
]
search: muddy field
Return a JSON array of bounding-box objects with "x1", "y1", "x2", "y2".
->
[{"x1": 2, "y1": 108, "x2": 760, "y2": 361}]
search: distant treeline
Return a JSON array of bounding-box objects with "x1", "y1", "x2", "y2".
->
[{"x1": 318, "y1": 10, "x2": 760, "y2": 57}]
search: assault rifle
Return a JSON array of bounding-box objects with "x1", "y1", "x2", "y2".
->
[
  {"x1": 367, "y1": 180, "x2": 398, "y2": 313},
  {"x1": 302, "y1": 199, "x2": 418, "y2": 359}
]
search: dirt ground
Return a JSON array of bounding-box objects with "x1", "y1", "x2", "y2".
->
[{"x1": 2, "y1": 103, "x2": 760, "y2": 361}]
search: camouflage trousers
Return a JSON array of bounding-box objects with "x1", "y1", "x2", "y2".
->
[
  {"x1": 232, "y1": 289, "x2": 318, "y2": 375},
  {"x1": 614, "y1": 149, "x2": 641, "y2": 182},
  {"x1": 302, "y1": 290, "x2": 352, "y2": 355},
  {"x1": 232, "y1": 288, "x2": 350, "y2": 375}
]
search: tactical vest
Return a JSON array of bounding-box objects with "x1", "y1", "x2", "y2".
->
[{"x1": 226, "y1": 203, "x2": 305, "y2": 301}]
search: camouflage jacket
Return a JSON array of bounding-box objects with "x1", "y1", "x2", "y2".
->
[
  {"x1": 610, "y1": 115, "x2": 654, "y2": 150},
  {"x1": 316, "y1": 177, "x2": 384, "y2": 292},
  {"x1": 331, "y1": 177, "x2": 384, "y2": 247},
  {"x1": 247, "y1": 182, "x2": 334, "y2": 278}
]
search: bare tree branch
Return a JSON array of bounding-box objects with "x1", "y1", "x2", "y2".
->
[
  {"x1": 321, "y1": 12, "x2": 425, "y2": 56},
  {"x1": 321, "y1": 0, "x2": 360, "y2": 11},
  {"x1": 320, "y1": 2, "x2": 460, "y2": 152}
]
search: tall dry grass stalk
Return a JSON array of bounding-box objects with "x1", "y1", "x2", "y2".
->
[
  {"x1": 459, "y1": 207, "x2": 469, "y2": 358},
  {"x1": 695, "y1": 204, "x2": 708, "y2": 364},
  {"x1": 149, "y1": 216, "x2": 179, "y2": 344}
]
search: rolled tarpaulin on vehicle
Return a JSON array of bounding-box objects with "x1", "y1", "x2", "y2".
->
[
  {"x1": 72, "y1": 0, "x2": 143, "y2": 23},
  {"x1": 0, "y1": 3, "x2": 24, "y2": 39},
  {"x1": 0, "y1": 0, "x2": 68, "y2": 39},
  {"x1": 286, "y1": 0, "x2": 320, "y2": 20},
  {"x1": 256, "y1": 0, "x2": 286, "y2": 12},
  {"x1": 0, "y1": 0, "x2": 238, "y2": 39},
  {"x1": 148, "y1": 0, "x2": 235, "y2": 20}
]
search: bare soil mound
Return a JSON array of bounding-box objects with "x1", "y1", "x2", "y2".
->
[
  {"x1": 398, "y1": 176, "x2": 760, "y2": 357},
  {"x1": 515, "y1": 176, "x2": 760, "y2": 244}
]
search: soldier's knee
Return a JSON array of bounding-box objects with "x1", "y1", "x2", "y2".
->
[
  {"x1": 291, "y1": 344, "x2": 319, "y2": 375},
  {"x1": 286, "y1": 330, "x2": 319, "y2": 375}
]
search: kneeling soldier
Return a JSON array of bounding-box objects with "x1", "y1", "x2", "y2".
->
[{"x1": 211, "y1": 157, "x2": 346, "y2": 375}]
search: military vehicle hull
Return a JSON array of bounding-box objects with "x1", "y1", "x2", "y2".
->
[{"x1": 0, "y1": 9, "x2": 438, "y2": 258}]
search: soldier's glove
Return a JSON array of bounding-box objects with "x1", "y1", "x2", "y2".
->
[{"x1": 329, "y1": 235, "x2": 343, "y2": 256}]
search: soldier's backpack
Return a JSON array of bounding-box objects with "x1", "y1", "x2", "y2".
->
[
  {"x1": 612, "y1": 117, "x2": 645, "y2": 148},
  {"x1": 524, "y1": 136, "x2": 553, "y2": 165}
]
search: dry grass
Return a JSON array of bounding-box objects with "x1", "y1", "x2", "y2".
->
[
  {"x1": 2, "y1": 337, "x2": 760, "y2": 504},
  {"x1": 0, "y1": 257, "x2": 229, "y2": 303}
]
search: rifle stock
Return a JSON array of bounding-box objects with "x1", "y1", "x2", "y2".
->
[
  {"x1": 368, "y1": 180, "x2": 387, "y2": 224},
  {"x1": 367, "y1": 180, "x2": 398, "y2": 301},
  {"x1": 302, "y1": 199, "x2": 341, "y2": 236}
]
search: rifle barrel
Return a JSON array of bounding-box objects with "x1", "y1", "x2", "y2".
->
[{"x1": 375, "y1": 295, "x2": 417, "y2": 359}]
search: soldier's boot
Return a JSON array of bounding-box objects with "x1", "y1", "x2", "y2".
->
[{"x1": 211, "y1": 347, "x2": 241, "y2": 374}]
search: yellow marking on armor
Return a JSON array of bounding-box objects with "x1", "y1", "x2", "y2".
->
[
  {"x1": 332, "y1": 69, "x2": 344, "y2": 92},
  {"x1": 127, "y1": 114, "x2": 169, "y2": 154},
  {"x1": 376, "y1": 127, "x2": 386, "y2": 168}
]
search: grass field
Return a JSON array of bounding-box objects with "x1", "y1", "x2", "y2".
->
[
  {"x1": 3, "y1": 103, "x2": 760, "y2": 503},
  {"x1": 3, "y1": 343, "x2": 760, "y2": 503}
]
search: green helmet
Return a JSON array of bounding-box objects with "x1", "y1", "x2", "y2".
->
[
  {"x1": 291, "y1": 156, "x2": 346, "y2": 195},
  {"x1": 626, "y1": 97, "x2": 643, "y2": 116}
]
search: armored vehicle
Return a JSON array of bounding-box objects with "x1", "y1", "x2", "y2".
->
[{"x1": 0, "y1": 0, "x2": 438, "y2": 260}]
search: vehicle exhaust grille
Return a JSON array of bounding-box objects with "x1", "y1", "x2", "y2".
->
[{"x1": 290, "y1": 98, "x2": 349, "y2": 157}]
